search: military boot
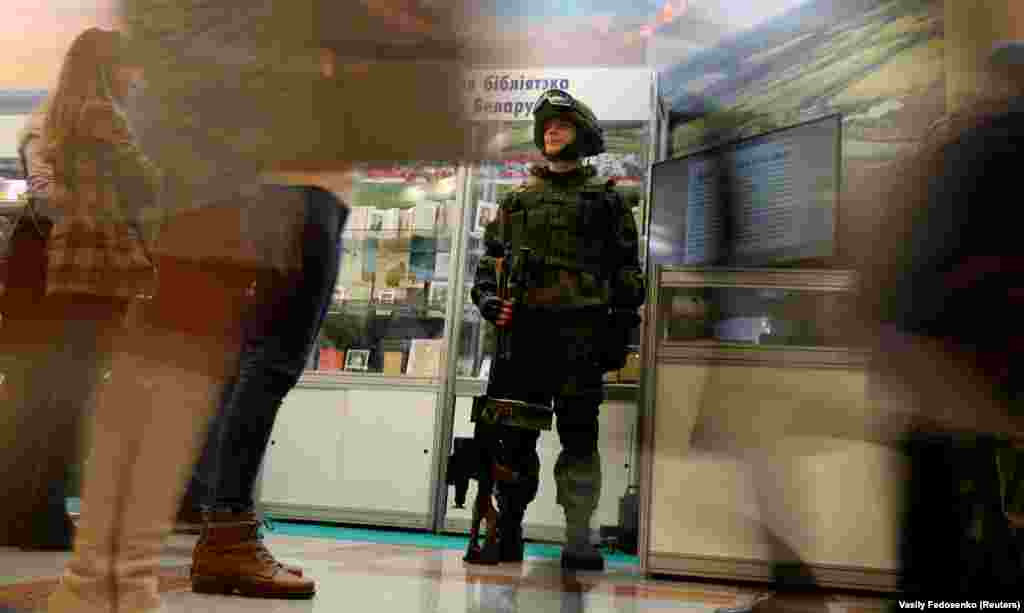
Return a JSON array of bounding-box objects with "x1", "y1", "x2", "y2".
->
[
  {"x1": 191, "y1": 510, "x2": 315, "y2": 598},
  {"x1": 497, "y1": 518, "x2": 525, "y2": 562},
  {"x1": 174, "y1": 504, "x2": 204, "y2": 535},
  {"x1": 495, "y1": 503, "x2": 527, "y2": 563},
  {"x1": 494, "y1": 468, "x2": 538, "y2": 564},
  {"x1": 561, "y1": 514, "x2": 604, "y2": 571},
  {"x1": 555, "y1": 451, "x2": 604, "y2": 572}
]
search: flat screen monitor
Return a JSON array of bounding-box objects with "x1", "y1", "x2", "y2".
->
[{"x1": 648, "y1": 114, "x2": 841, "y2": 268}]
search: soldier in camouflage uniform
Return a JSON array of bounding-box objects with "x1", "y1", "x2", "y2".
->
[{"x1": 471, "y1": 89, "x2": 645, "y2": 571}]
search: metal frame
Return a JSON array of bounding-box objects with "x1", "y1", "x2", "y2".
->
[
  {"x1": 636, "y1": 263, "x2": 662, "y2": 573},
  {"x1": 638, "y1": 71, "x2": 668, "y2": 573},
  {"x1": 646, "y1": 553, "x2": 899, "y2": 593},
  {"x1": 297, "y1": 372, "x2": 441, "y2": 393},
  {"x1": 659, "y1": 266, "x2": 855, "y2": 291},
  {"x1": 429, "y1": 163, "x2": 474, "y2": 532}
]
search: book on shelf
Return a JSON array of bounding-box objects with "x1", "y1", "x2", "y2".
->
[
  {"x1": 318, "y1": 348, "x2": 344, "y2": 371},
  {"x1": 382, "y1": 351, "x2": 404, "y2": 375},
  {"x1": 399, "y1": 208, "x2": 416, "y2": 238},
  {"x1": 346, "y1": 207, "x2": 372, "y2": 234},
  {"x1": 414, "y1": 202, "x2": 438, "y2": 233},
  {"x1": 381, "y1": 208, "x2": 400, "y2": 234},
  {"x1": 433, "y1": 252, "x2": 451, "y2": 281},
  {"x1": 474, "y1": 200, "x2": 498, "y2": 235},
  {"x1": 376, "y1": 248, "x2": 411, "y2": 289},
  {"x1": 406, "y1": 338, "x2": 445, "y2": 378},
  {"x1": 369, "y1": 209, "x2": 399, "y2": 236}
]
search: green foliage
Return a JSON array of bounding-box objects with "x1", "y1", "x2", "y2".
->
[{"x1": 320, "y1": 311, "x2": 366, "y2": 350}]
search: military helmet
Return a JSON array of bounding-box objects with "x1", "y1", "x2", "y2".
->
[{"x1": 532, "y1": 89, "x2": 605, "y2": 159}]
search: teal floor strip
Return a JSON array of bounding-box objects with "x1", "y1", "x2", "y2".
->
[
  {"x1": 265, "y1": 518, "x2": 640, "y2": 566},
  {"x1": 66, "y1": 498, "x2": 638, "y2": 565}
]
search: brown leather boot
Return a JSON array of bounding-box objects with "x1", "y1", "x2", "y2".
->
[
  {"x1": 173, "y1": 505, "x2": 204, "y2": 535},
  {"x1": 177, "y1": 508, "x2": 304, "y2": 577},
  {"x1": 191, "y1": 511, "x2": 315, "y2": 598}
]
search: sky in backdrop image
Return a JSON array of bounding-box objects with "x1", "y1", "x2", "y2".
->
[{"x1": 0, "y1": 1, "x2": 910, "y2": 160}]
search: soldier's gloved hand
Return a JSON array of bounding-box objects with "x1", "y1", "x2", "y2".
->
[
  {"x1": 480, "y1": 295, "x2": 514, "y2": 327},
  {"x1": 611, "y1": 309, "x2": 641, "y2": 330},
  {"x1": 600, "y1": 309, "x2": 641, "y2": 372}
]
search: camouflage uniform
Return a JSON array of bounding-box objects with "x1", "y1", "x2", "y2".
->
[{"x1": 470, "y1": 90, "x2": 644, "y2": 569}]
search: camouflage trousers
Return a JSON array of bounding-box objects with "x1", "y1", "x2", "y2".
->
[{"x1": 473, "y1": 308, "x2": 608, "y2": 525}]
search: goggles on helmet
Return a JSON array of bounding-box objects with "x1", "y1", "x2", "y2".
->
[{"x1": 532, "y1": 89, "x2": 577, "y2": 116}]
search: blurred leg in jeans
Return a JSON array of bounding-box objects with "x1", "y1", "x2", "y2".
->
[{"x1": 188, "y1": 186, "x2": 344, "y2": 598}]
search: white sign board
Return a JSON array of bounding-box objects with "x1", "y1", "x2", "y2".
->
[{"x1": 463, "y1": 68, "x2": 653, "y2": 123}]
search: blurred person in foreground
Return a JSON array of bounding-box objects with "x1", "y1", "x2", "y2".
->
[
  {"x1": 0, "y1": 27, "x2": 157, "y2": 560},
  {"x1": 718, "y1": 45, "x2": 1024, "y2": 613},
  {"x1": 8, "y1": 27, "x2": 258, "y2": 613},
  {"x1": 0, "y1": 93, "x2": 83, "y2": 552},
  {"x1": 178, "y1": 173, "x2": 349, "y2": 598},
  {"x1": 859, "y1": 41, "x2": 1024, "y2": 600},
  {"x1": 36, "y1": 0, "x2": 490, "y2": 610}
]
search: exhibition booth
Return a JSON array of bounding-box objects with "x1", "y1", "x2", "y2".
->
[{"x1": 257, "y1": 67, "x2": 664, "y2": 543}]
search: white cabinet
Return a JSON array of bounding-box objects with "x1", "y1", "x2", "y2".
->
[
  {"x1": 261, "y1": 386, "x2": 439, "y2": 528},
  {"x1": 261, "y1": 388, "x2": 346, "y2": 509},
  {"x1": 339, "y1": 389, "x2": 438, "y2": 516},
  {"x1": 262, "y1": 384, "x2": 637, "y2": 539}
]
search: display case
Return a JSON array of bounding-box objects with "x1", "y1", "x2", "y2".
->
[
  {"x1": 261, "y1": 67, "x2": 661, "y2": 539},
  {"x1": 635, "y1": 109, "x2": 903, "y2": 590},
  {"x1": 638, "y1": 275, "x2": 900, "y2": 592},
  {"x1": 308, "y1": 163, "x2": 461, "y2": 379}
]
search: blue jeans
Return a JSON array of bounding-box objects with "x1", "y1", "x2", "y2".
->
[{"x1": 183, "y1": 186, "x2": 345, "y2": 513}]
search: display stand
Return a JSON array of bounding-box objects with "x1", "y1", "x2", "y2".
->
[
  {"x1": 637, "y1": 265, "x2": 900, "y2": 592},
  {"x1": 259, "y1": 68, "x2": 661, "y2": 541}
]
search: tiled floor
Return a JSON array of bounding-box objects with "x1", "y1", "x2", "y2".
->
[{"x1": 0, "y1": 532, "x2": 892, "y2": 612}]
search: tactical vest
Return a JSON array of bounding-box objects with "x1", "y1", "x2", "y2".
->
[{"x1": 501, "y1": 174, "x2": 620, "y2": 308}]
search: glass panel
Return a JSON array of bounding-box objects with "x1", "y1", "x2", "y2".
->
[
  {"x1": 454, "y1": 161, "x2": 498, "y2": 381},
  {"x1": 309, "y1": 162, "x2": 460, "y2": 376},
  {"x1": 659, "y1": 286, "x2": 859, "y2": 348}
]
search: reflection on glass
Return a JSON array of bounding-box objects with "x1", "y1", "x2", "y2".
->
[
  {"x1": 660, "y1": 286, "x2": 858, "y2": 348},
  {"x1": 309, "y1": 162, "x2": 459, "y2": 376}
]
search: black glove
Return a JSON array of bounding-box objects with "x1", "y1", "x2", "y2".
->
[
  {"x1": 611, "y1": 309, "x2": 641, "y2": 330},
  {"x1": 479, "y1": 294, "x2": 513, "y2": 326},
  {"x1": 600, "y1": 309, "x2": 641, "y2": 372}
]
